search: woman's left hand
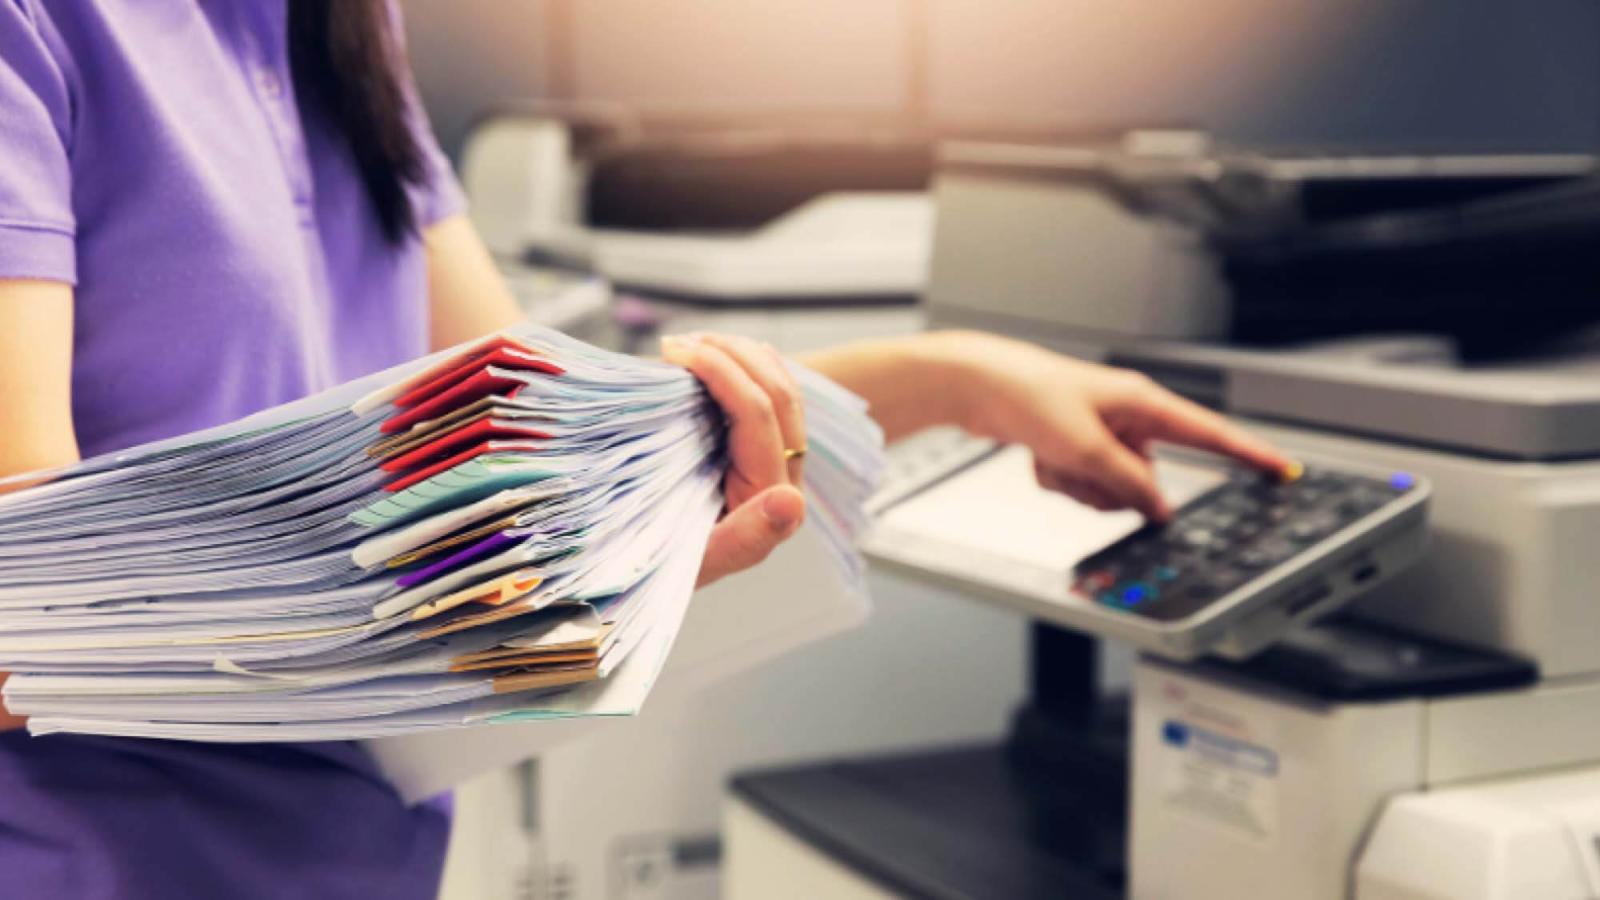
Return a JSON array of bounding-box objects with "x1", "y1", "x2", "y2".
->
[{"x1": 661, "y1": 333, "x2": 808, "y2": 588}]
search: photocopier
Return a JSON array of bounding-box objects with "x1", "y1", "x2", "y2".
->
[{"x1": 733, "y1": 136, "x2": 1600, "y2": 900}]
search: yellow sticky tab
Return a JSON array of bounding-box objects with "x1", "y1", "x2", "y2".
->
[{"x1": 410, "y1": 570, "x2": 542, "y2": 622}]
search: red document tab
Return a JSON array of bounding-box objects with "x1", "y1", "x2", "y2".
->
[
  {"x1": 381, "y1": 418, "x2": 551, "y2": 475},
  {"x1": 384, "y1": 442, "x2": 498, "y2": 493},
  {"x1": 384, "y1": 440, "x2": 543, "y2": 493},
  {"x1": 396, "y1": 342, "x2": 563, "y2": 409},
  {"x1": 383, "y1": 370, "x2": 525, "y2": 435}
]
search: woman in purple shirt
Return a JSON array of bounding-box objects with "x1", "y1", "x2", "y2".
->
[{"x1": 0, "y1": 1, "x2": 1289, "y2": 897}]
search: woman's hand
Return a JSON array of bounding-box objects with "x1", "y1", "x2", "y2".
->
[
  {"x1": 661, "y1": 333, "x2": 807, "y2": 588},
  {"x1": 959, "y1": 333, "x2": 1294, "y2": 521},
  {"x1": 803, "y1": 330, "x2": 1294, "y2": 522}
]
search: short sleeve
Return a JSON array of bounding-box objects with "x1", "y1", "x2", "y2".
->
[
  {"x1": 402, "y1": 81, "x2": 467, "y2": 230},
  {"x1": 387, "y1": 1, "x2": 466, "y2": 230},
  {"x1": 0, "y1": 1, "x2": 75, "y2": 283}
]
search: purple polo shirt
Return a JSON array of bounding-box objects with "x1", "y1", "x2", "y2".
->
[{"x1": 0, "y1": 1, "x2": 462, "y2": 897}]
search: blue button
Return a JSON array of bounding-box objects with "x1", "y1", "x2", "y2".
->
[
  {"x1": 1121, "y1": 583, "x2": 1155, "y2": 606},
  {"x1": 1389, "y1": 472, "x2": 1416, "y2": 491},
  {"x1": 1162, "y1": 721, "x2": 1190, "y2": 747}
]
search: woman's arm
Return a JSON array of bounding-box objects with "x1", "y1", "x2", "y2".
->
[
  {"x1": 804, "y1": 330, "x2": 1294, "y2": 522},
  {"x1": 423, "y1": 215, "x2": 525, "y2": 349},
  {"x1": 0, "y1": 278, "x2": 80, "y2": 730}
]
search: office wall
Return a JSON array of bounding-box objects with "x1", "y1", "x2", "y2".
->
[
  {"x1": 402, "y1": 0, "x2": 554, "y2": 158},
  {"x1": 405, "y1": 0, "x2": 1600, "y2": 157},
  {"x1": 928, "y1": 0, "x2": 1600, "y2": 151},
  {"x1": 567, "y1": 0, "x2": 909, "y2": 115}
]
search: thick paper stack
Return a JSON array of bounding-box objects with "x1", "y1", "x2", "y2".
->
[{"x1": 0, "y1": 324, "x2": 883, "y2": 741}]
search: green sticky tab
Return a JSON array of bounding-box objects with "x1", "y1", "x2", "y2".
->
[{"x1": 350, "y1": 456, "x2": 559, "y2": 528}]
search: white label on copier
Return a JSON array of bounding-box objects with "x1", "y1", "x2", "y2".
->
[{"x1": 1158, "y1": 710, "x2": 1281, "y2": 845}]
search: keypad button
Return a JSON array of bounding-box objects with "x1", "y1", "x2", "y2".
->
[
  {"x1": 1259, "y1": 538, "x2": 1298, "y2": 561},
  {"x1": 1339, "y1": 490, "x2": 1388, "y2": 519},
  {"x1": 1194, "y1": 567, "x2": 1248, "y2": 596},
  {"x1": 1290, "y1": 487, "x2": 1324, "y2": 505},
  {"x1": 1225, "y1": 521, "x2": 1264, "y2": 544},
  {"x1": 1287, "y1": 520, "x2": 1320, "y2": 542},
  {"x1": 1206, "y1": 512, "x2": 1241, "y2": 532},
  {"x1": 1075, "y1": 569, "x2": 1117, "y2": 594},
  {"x1": 1237, "y1": 548, "x2": 1273, "y2": 570},
  {"x1": 1119, "y1": 582, "x2": 1156, "y2": 606},
  {"x1": 1287, "y1": 511, "x2": 1340, "y2": 543},
  {"x1": 1220, "y1": 490, "x2": 1259, "y2": 509},
  {"x1": 1121, "y1": 543, "x2": 1156, "y2": 565}
]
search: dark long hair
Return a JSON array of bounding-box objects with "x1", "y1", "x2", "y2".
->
[{"x1": 288, "y1": 0, "x2": 426, "y2": 243}]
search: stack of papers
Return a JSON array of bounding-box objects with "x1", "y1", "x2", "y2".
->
[{"x1": 0, "y1": 323, "x2": 884, "y2": 741}]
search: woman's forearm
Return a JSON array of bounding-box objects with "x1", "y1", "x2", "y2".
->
[
  {"x1": 423, "y1": 216, "x2": 525, "y2": 351},
  {"x1": 800, "y1": 330, "x2": 999, "y2": 443},
  {"x1": 0, "y1": 280, "x2": 82, "y2": 732}
]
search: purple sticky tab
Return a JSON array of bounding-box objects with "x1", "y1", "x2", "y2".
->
[{"x1": 395, "y1": 531, "x2": 520, "y2": 588}]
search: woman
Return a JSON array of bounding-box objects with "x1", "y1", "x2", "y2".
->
[{"x1": 0, "y1": 2, "x2": 1289, "y2": 897}]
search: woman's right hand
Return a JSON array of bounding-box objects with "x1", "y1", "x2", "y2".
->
[
  {"x1": 947, "y1": 332, "x2": 1294, "y2": 520},
  {"x1": 802, "y1": 329, "x2": 1293, "y2": 522}
]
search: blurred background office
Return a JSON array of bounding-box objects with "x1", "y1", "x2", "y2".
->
[
  {"x1": 398, "y1": 2, "x2": 1600, "y2": 898},
  {"x1": 408, "y1": 0, "x2": 1599, "y2": 158}
]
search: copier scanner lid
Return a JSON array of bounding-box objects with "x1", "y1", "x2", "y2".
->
[{"x1": 1104, "y1": 332, "x2": 1600, "y2": 461}]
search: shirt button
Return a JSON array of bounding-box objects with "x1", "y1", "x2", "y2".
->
[{"x1": 258, "y1": 70, "x2": 283, "y2": 99}]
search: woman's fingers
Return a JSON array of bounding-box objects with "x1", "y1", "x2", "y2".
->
[
  {"x1": 1122, "y1": 383, "x2": 1295, "y2": 476},
  {"x1": 660, "y1": 332, "x2": 809, "y2": 588},
  {"x1": 662, "y1": 335, "x2": 786, "y2": 508},
  {"x1": 1030, "y1": 401, "x2": 1169, "y2": 521},
  {"x1": 696, "y1": 334, "x2": 806, "y2": 484},
  {"x1": 1073, "y1": 424, "x2": 1171, "y2": 522},
  {"x1": 1035, "y1": 460, "x2": 1121, "y2": 512},
  {"x1": 696, "y1": 485, "x2": 806, "y2": 587}
]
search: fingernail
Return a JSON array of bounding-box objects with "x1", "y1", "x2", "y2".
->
[
  {"x1": 1281, "y1": 460, "x2": 1305, "y2": 483},
  {"x1": 762, "y1": 490, "x2": 800, "y2": 532},
  {"x1": 660, "y1": 334, "x2": 699, "y2": 365}
]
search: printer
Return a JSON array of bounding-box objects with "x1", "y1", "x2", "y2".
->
[
  {"x1": 727, "y1": 137, "x2": 1600, "y2": 899},
  {"x1": 459, "y1": 114, "x2": 935, "y2": 306},
  {"x1": 952, "y1": 138, "x2": 1600, "y2": 899},
  {"x1": 458, "y1": 113, "x2": 933, "y2": 356}
]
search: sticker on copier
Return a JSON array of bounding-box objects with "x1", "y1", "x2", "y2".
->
[{"x1": 1159, "y1": 717, "x2": 1280, "y2": 844}]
